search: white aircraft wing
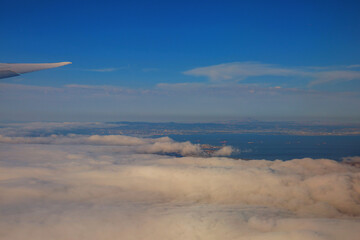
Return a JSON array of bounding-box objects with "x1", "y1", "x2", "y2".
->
[{"x1": 0, "y1": 62, "x2": 72, "y2": 79}]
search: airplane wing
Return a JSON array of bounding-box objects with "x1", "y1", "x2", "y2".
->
[{"x1": 0, "y1": 62, "x2": 72, "y2": 79}]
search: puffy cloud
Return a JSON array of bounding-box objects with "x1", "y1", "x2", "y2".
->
[
  {"x1": 212, "y1": 145, "x2": 234, "y2": 156},
  {"x1": 0, "y1": 139, "x2": 359, "y2": 240},
  {"x1": 136, "y1": 139, "x2": 203, "y2": 156}
]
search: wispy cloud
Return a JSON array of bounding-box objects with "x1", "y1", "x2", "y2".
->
[
  {"x1": 310, "y1": 71, "x2": 360, "y2": 86},
  {"x1": 86, "y1": 67, "x2": 119, "y2": 72},
  {"x1": 0, "y1": 83, "x2": 141, "y2": 96},
  {"x1": 0, "y1": 83, "x2": 63, "y2": 93},
  {"x1": 346, "y1": 64, "x2": 360, "y2": 69},
  {"x1": 184, "y1": 62, "x2": 360, "y2": 86},
  {"x1": 157, "y1": 82, "x2": 319, "y2": 97},
  {"x1": 1, "y1": 81, "x2": 360, "y2": 122},
  {"x1": 183, "y1": 62, "x2": 308, "y2": 81}
]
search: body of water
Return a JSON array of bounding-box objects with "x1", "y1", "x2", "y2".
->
[{"x1": 169, "y1": 134, "x2": 360, "y2": 161}]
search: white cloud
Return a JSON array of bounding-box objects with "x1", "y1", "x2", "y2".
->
[
  {"x1": 212, "y1": 145, "x2": 234, "y2": 156},
  {"x1": 0, "y1": 134, "x2": 233, "y2": 157},
  {"x1": 0, "y1": 137, "x2": 359, "y2": 240}
]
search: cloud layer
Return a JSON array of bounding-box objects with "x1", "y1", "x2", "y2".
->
[
  {"x1": 0, "y1": 127, "x2": 360, "y2": 240},
  {"x1": 0, "y1": 134, "x2": 234, "y2": 157}
]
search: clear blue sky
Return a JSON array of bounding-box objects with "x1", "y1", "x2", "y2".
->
[{"x1": 1, "y1": 0, "x2": 360, "y2": 122}]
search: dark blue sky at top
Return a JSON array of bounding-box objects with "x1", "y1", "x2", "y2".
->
[
  {"x1": 1, "y1": 0, "x2": 360, "y2": 122},
  {"x1": 3, "y1": 1, "x2": 360, "y2": 69},
  {"x1": 2, "y1": 0, "x2": 360, "y2": 83}
]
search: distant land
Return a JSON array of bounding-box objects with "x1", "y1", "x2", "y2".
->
[
  {"x1": 110, "y1": 121, "x2": 360, "y2": 136},
  {"x1": 3, "y1": 120, "x2": 359, "y2": 137}
]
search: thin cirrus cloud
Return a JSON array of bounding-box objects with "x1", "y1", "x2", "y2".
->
[
  {"x1": 84, "y1": 65, "x2": 131, "y2": 72},
  {"x1": 1, "y1": 81, "x2": 360, "y2": 122},
  {"x1": 183, "y1": 62, "x2": 360, "y2": 86},
  {"x1": 346, "y1": 64, "x2": 360, "y2": 69},
  {"x1": 86, "y1": 67, "x2": 119, "y2": 72},
  {"x1": 310, "y1": 71, "x2": 360, "y2": 86},
  {"x1": 1, "y1": 81, "x2": 346, "y2": 101},
  {"x1": 183, "y1": 62, "x2": 308, "y2": 81}
]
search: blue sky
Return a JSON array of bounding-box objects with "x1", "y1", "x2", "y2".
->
[{"x1": 1, "y1": 0, "x2": 360, "y2": 122}]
